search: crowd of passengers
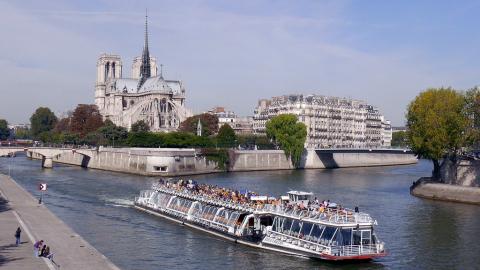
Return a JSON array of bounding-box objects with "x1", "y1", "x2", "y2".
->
[{"x1": 157, "y1": 179, "x2": 359, "y2": 216}]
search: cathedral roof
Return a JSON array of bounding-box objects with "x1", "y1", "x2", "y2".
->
[{"x1": 109, "y1": 76, "x2": 183, "y2": 95}]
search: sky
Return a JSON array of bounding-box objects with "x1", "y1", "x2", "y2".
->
[{"x1": 1, "y1": 0, "x2": 480, "y2": 126}]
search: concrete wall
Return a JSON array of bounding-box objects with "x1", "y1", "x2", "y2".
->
[
  {"x1": 304, "y1": 149, "x2": 417, "y2": 169},
  {"x1": 229, "y1": 150, "x2": 294, "y2": 171},
  {"x1": 229, "y1": 149, "x2": 417, "y2": 171},
  {"x1": 411, "y1": 179, "x2": 480, "y2": 205},
  {"x1": 31, "y1": 148, "x2": 220, "y2": 176}
]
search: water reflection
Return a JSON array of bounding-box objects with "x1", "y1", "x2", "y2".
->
[{"x1": 0, "y1": 156, "x2": 479, "y2": 270}]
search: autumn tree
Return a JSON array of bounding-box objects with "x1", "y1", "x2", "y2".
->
[
  {"x1": 406, "y1": 88, "x2": 470, "y2": 180},
  {"x1": 131, "y1": 120, "x2": 150, "y2": 133},
  {"x1": 30, "y1": 107, "x2": 57, "y2": 138},
  {"x1": 216, "y1": 124, "x2": 237, "y2": 148},
  {"x1": 391, "y1": 131, "x2": 407, "y2": 148},
  {"x1": 266, "y1": 114, "x2": 307, "y2": 167},
  {"x1": 179, "y1": 113, "x2": 219, "y2": 136},
  {"x1": 69, "y1": 104, "x2": 104, "y2": 137}
]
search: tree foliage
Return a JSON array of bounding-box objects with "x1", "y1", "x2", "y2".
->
[
  {"x1": 391, "y1": 131, "x2": 407, "y2": 148},
  {"x1": 266, "y1": 114, "x2": 307, "y2": 167},
  {"x1": 0, "y1": 119, "x2": 10, "y2": 140},
  {"x1": 179, "y1": 113, "x2": 219, "y2": 136},
  {"x1": 131, "y1": 120, "x2": 150, "y2": 133},
  {"x1": 97, "y1": 120, "x2": 128, "y2": 146},
  {"x1": 126, "y1": 131, "x2": 214, "y2": 148},
  {"x1": 30, "y1": 107, "x2": 57, "y2": 138},
  {"x1": 216, "y1": 124, "x2": 237, "y2": 148},
  {"x1": 69, "y1": 104, "x2": 103, "y2": 137},
  {"x1": 406, "y1": 88, "x2": 470, "y2": 179},
  {"x1": 237, "y1": 134, "x2": 275, "y2": 150}
]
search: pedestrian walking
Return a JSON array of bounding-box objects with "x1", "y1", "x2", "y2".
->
[
  {"x1": 14, "y1": 227, "x2": 21, "y2": 246},
  {"x1": 33, "y1": 240, "x2": 43, "y2": 257}
]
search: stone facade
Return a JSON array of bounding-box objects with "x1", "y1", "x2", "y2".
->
[
  {"x1": 94, "y1": 16, "x2": 191, "y2": 132},
  {"x1": 253, "y1": 94, "x2": 392, "y2": 149}
]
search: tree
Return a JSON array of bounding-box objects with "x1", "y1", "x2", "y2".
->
[
  {"x1": 406, "y1": 88, "x2": 469, "y2": 180},
  {"x1": 69, "y1": 104, "x2": 103, "y2": 137},
  {"x1": 391, "y1": 131, "x2": 407, "y2": 148},
  {"x1": 13, "y1": 127, "x2": 30, "y2": 139},
  {"x1": 179, "y1": 114, "x2": 219, "y2": 136},
  {"x1": 131, "y1": 120, "x2": 150, "y2": 133},
  {"x1": 97, "y1": 120, "x2": 128, "y2": 146},
  {"x1": 30, "y1": 107, "x2": 57, "y2": 138},
  {"x1": 216, "y1": 124, "x2": 237, "y2": 148},
  {"x1": 0, "y1": 119, "x2": 10, "y2": 140},
  {"x1": 266, "y1": 114, "x2": 307, "y2": 167},
  {"x1": 465, "y1": 87, "x2": 480, "y2": 148}
]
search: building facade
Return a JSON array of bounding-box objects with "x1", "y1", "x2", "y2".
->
[
  {"x1": 208, "y1": 107, "x2": 254, "y2": 135},
  {"x1": 94, "y1": 15, "x2": 191, "y2": 132},
  {"x1": 253, "y1": 94, "x2": 392, "y2": 149}
]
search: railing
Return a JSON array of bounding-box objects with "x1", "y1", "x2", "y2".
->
[
  {"x1": 331, "y1": 244, "x2": 380, "y2": 256},
  {"x1": 151, "y1": 185, "x2": 375, "y2": 225},
  {"x1": 267, "y1": 230, "x2": 331, "y2": 254}
]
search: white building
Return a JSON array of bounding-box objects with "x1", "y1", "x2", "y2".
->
[
  {"x1": 253, "y1": 94, "x2": 392, "y2": 149},
  {"x1": 208, "y1": 107, "x2": 254, "y2": 135},
  {"x1": 94, "y1": 15, "x2": 191, "y2": 132}
]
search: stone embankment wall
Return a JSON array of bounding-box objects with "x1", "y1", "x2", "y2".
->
[
  {"x1": 29, "y1": 147, "x2": 417, "y2": 176},
  {"x1": 31, "y1": 147, "x2": 220, "y2": 176},
  {"x1": 228, "y1": 150, "x2": 295, "y2": 171},
  {"x1": 440, "y1": 159, "x2": 480, "y2": 187},
  {"x1": 411, "y1": 178, "x2": 480, "y2": 205},
  {"x1": 229, "y1": 149, "x2": 417, "y2": 172},
  {"x1": 303, "y1": 149, "x2": 417, "y2": 169}
]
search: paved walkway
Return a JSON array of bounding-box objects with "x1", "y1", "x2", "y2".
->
[{"x1": 0, "y1": 173, "x2": 121, "y2": 270}]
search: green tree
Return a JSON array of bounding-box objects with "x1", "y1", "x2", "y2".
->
[
  {"x1": 391, "y1": 131, "x2": 407, "y2": 148},
  {"x1": 97, "y1": 120, "x2": 128, "y2": 146},
  {"x1": 179, "y1": 113, "x2": 219, "y2": 136},
  {"x1": 131, "y1": 120, "x2": 150, "y2": 133},
  {"x1": 266, "y1": 114, "x2": 307, "y2": 167},
  {"x1": 30, "y1": 107, "x2": 57, "y2": 138},
  {"x1": 465, "y1": 86, "x2": 480, "y2": 148},
  {"x1": 216, "y1": 124, "x2": 237, "y2": 148},
  {"x1": 13, "y1": 127, "x2": 31, "y2": 139},
  {"x1": 406, "y1": 88, "x2": 470, "y2": 180},
  {"x1": 0, "y1": 119, "x2": 10, "y2": 140}
]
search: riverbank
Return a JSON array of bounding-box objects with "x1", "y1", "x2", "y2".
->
[
  {"x1": 411, "y1": 178, "x2": 480, "y2": 205},
  {"x1": 0, "y1": 173, "x2": 121, "y2": 270}
]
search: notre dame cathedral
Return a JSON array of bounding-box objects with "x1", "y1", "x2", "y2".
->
[{"x1": 94, "y1": 14, "x2": 191, "y2": 132}]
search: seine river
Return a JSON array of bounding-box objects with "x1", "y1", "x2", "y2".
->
[{"x1": 1, "y1": 156, "x2": 479, "y2": 270}]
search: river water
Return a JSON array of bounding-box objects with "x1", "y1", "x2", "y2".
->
[{"x1": 0, "y1": 156, "x2": 479, "y2": 270}]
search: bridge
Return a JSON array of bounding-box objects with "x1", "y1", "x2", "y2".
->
[{"x1": 0, "y1": 147, "x2": 95, "y2": 168}]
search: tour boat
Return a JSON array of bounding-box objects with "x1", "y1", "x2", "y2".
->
[{"x1": 134, "y1": 180, "x2": 386, "y2": 261}]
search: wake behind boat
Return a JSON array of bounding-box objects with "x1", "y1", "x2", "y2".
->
[{"x1": 134, "y1": 179, "x2": 386, "y2": 261}]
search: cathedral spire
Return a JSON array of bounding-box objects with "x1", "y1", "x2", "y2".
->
[{"x1": 137, "y1": 9, "x2": 151, "y2": 90}]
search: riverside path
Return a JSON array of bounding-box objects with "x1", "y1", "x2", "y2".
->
[{"x1": 0, "y1": 173, "x2": 121, "y2": 270}]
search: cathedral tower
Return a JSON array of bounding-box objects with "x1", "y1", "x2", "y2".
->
[{"x1": 95, "y1": 54, "x2": 122, "y2": 111}]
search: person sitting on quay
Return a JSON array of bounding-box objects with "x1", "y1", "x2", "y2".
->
[
  {"x1": 33, "y1": 239, "x2": 44, "y2": 257},
  {"x1": 14, "y1": 227, "x2": 21, "y2": 246}
]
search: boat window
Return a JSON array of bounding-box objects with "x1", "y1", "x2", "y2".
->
[
  {"x1": 300, "y1": 222, "x2": 313, "y2": 240},
  {"x1": 290, "y1": 220, "x2": 302, "y2": 237},
  {"x1": 282, "y1": 218, "x2": 293, "y2": 234},
  {"x1": 321, "y1": 226, "x2": 337, "y2": 243},
  {"x1": 309, "y1": 224, "x2": 323, "y2": 243},
  {"x1": 352, "y1": 229, "x2": 361, "y2": 245},
  {"x1": 227, "y1": 212, "x2": 241, "y2": 227},
  {"x1": 361, "y1": 230, "x2": 371, "y2": 245},
  {"x1": 339, "y1": 229, "x2": 352, "y2": 246}
]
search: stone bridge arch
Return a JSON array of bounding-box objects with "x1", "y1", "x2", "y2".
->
[{"x1": 27, "y1": 148, "x2": 94, "y2": 168}]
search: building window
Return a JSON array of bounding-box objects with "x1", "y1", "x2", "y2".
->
[{"x1": 154, "y1": 166, "x2": 168, "y2": 172}]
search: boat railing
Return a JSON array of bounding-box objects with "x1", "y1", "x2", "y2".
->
[
  {"x1": 330, "y1": 244, "x2": 380, "y2": 256},
  {"x1": 152, "y1": 186, "x2": 374, "y2": 225},
  {"x1": 267, "y1": 230, "x2": 331, "y2": 254},
  {"x1": 255, "y1": 204, "x2": 373, "y2": 225}
]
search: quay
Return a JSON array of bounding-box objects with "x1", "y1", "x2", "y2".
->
[
  {"x1": 0, "y1": 173, "x2": 121, "y2": 270},
  {"x1": 0, "y1": 147, "x2": 417, "y2": 177}
]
